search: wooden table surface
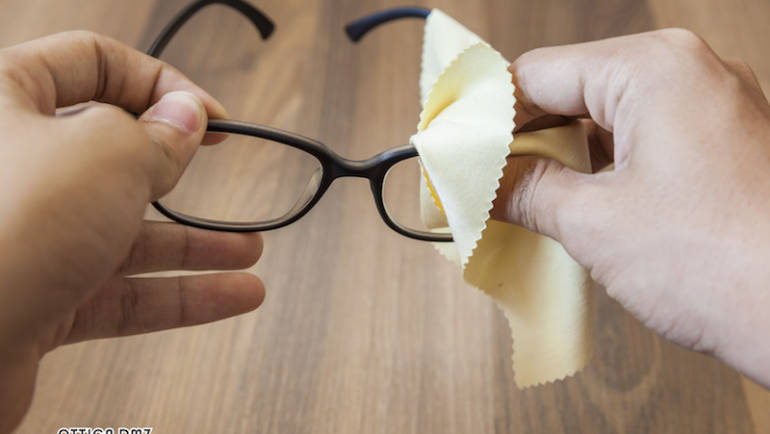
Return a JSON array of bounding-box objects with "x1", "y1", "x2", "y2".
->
[{"x1": 2, "y1": 0, "x2": 769, "y2": 433}]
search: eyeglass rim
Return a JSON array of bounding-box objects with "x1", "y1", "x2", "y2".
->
[
  {"x1": 147, "y1": 0, "x2": 452, "y2": 242},
  {"x1": 152, "y1": 119, "x2": 454, "y2": 242}
]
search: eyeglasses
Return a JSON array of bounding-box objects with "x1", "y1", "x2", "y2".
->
[{"x1": 146, "y1": 0, "x2": 452, "y2": 242}]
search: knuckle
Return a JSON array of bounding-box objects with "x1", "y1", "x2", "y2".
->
[
  {"x1": 628, "y1": 28, "x2": 716, "y2": 91},
  {"x1": 59, "y1": 30, "x2": 112, "y2": 98},
  {"x1": 62, "y1": 29, "x2": 99, "y2": 42},
  {"x1": 723, "y1": 57, "x2": 760, "y2": 86},
  {"x1": 116, "y1": 279, "x2": 141, "y2": 336},
  {"x1": 653, "y1": 28, "x2": 708, "y2": 52},
  {"x1": 725, "y1": 57, "x2": 751, "y2": 70},
  {"x1": 175, "y1": 276, "x2": 188, "y2": 327},
  {"x1": 514, "y1": 158, "x2": 559, "y2": 235},
  {"x1": 640, "y1": 28, "x2": 711, "y2": 69},
  {"x1": 118, "y1": 236, "x2": 143, "y2": 275},
  {"x1": 179, "y1": 226, "x2": 192, "y2": 269},
  {"x1": 59, "y1": 30, "x2": 117, "y2": 53},
  {"x1": 57, "y1": 30, "x2": 103, "y2": 53}
]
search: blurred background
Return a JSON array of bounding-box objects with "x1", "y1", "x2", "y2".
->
[{"x1": 1, "y1": 0, "x2": 768, "y2": 433}]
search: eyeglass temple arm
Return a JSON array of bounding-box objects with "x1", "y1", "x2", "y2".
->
[
  {"x1": 147, "y1": 0, "x2": 275, "y2": 57},
  {"x1": 344, "y1": 6, "x2": 430, "y2": 43}
]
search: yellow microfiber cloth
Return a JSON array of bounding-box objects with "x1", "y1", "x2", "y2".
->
[{"x1": 411, "y1": 9, "x2": 594, "y2": 387}]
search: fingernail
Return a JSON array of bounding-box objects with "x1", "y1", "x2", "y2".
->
[{"x1": 149, "y1": 91, "x2": 203, "y2": 134}]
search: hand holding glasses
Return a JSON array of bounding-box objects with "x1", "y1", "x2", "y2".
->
[{"x1": 147, "y1": 0, "x2": 452, "y2": 242}]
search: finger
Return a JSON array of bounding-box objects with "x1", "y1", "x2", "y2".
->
[
  {"x1": 0, "y1": 30, "x2": 227, "y2": 118},
  {"x1": 64, "y1": 272, "x2": 265, "y2": 343},
  {"x1": 119, "y1": 221, "x2": 263, "y2": 275},
  {"x1": 510, "y1": 44, "x2": 593, "y2": 126},
  {"x1": 139, "y1": 91, "x2": 208, "y2": 197},
  {"x1": 510, "y1": 35, "x2": 636, "y2": 131},
  {"x1": 509, "y1": 28, "x2": 726, "y2": 135},
  {"x1": 490, "y1": 155, "x2": 598, "y2": 240}
]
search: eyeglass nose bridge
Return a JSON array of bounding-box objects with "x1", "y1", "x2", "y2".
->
[
  {"x1": 326, "y1": 158, "x2": 383, "y2": 180},
  {"x1": 324, "y1": 145, "x2": 418, "y2": 181}
]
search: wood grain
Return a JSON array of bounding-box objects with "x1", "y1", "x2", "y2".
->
[{"x1": 0, "y1": 0, "x2": 768, "y2": 432}]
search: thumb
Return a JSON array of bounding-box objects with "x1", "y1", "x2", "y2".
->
[
  {"x1": 490, "y1": 155, "x2": 595, "y2": 242},
  {"x1": 138, "y1": 90, "x2": 207, "y2": 199}
]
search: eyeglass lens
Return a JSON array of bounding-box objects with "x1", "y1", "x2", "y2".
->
[{"x1": 158, "y1": 133, "x2": 323, "y2": 225}]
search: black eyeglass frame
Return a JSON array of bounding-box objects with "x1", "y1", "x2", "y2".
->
[{"x1": 147, "y1": 0, "x2": 451, "y2": 242}]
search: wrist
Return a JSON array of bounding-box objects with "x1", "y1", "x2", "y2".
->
[{"x1": 713, "y1": 243, "x2": 770, "y2": 388}]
